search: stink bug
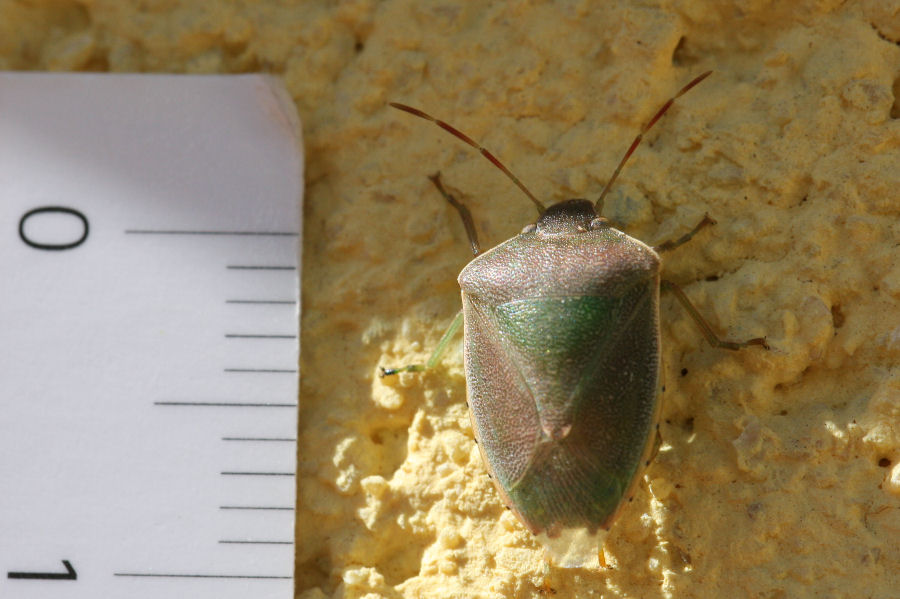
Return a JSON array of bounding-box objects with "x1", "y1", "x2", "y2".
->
[{"x1": 381, "y1": 72, "x2": 768, "y2": 567}]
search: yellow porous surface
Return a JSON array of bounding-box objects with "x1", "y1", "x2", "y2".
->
[{"x1": 5, "y1": 0, "x2": 900, "y2": 597}]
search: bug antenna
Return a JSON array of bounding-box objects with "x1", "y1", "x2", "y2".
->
[
  {"x1": 390, "y1": 103, "x2": 546, "y2": 215},
  {"x1": 595, "y1": 71, "x2": 712, "y2": 212}
]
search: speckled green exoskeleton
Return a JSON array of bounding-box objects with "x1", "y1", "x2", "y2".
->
[{"x1": 381, "y1": 72, "x2": 768, "y2": 567}]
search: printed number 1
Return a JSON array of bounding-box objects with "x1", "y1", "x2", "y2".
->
[{"x1": 7, "y1": 560, "x2": 77, "y2": 580}]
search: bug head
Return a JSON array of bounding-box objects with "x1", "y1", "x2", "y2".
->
[{"x1": 531, "y1": 199, "x2": 606, "y2": 235}]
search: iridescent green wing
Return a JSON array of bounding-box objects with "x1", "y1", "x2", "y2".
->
[{"x1": 464, "y1": 284, "x2": 659, "y2": 533}]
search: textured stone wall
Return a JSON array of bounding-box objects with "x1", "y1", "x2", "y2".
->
[{"x1": 4, "y1": 1, "x2": 899, "y2": 597}]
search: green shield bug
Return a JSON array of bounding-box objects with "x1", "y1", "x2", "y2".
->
[{"x1": 382, "y1": 72, "x2": 768, "y2": 567}]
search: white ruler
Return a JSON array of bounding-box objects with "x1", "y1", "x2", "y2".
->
[{"x1": 0, "y1": 73, "x2": 302, "y2": 598}]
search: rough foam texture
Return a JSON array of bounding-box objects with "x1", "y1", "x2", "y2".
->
[{"x1": 5, "y1": 1, "x2": 899, "y2": 597}]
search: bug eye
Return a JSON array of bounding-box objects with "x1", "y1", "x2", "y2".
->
[
  {"x1": 589, "y1": 217, "x2": 609, "y2": 230},
  {"x1": 520, "y1": 223, "x2": 537, "y2": 234}
]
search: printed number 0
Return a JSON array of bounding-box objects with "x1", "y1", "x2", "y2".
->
[{"x1": 19, "y1": 206, "x2": 89, "y2": 251}]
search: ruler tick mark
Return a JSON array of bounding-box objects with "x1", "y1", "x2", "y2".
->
[
  {"x1": 155, "y1": 401, "x2": 297, "y2": 408},
  {"x1": 226, "y1": 265, "x2": 296, "y2": 270},
  {"x1": 226, "y1": 299, "x2": 298, "y2": 305},
  {"x1": 220, "y1": 505, "x2": 294, "y2": 511},
  {"x1": 219, "y1": 540, "x2": 294, "y2": 545},
  {"x1": 225, "y1": 334, "x2": 297, "y2": 339},
  {"x1": 113, "y1": 572, "x2": 291, "y2": 579},
  {"x1": 224, "y1": 368, "x2": 298, "y2": 374},
  {"x1": 222, "y1": 437, "x2": 297, "y2": 442},
  {"x1": 125, "y1": 229, "x2": 298, "y2": 236},
  {"x1": 221, "y1": 471, "x2": 295, "y2": 476}
]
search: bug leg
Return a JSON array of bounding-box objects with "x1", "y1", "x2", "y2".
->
[
  {"x1": 379, "y1": 310, "x2": 464, "y2": 377},
  {"x1": 653, "y1": 213, "x2": 716, "y2": 253},
  {"x1": 660, "y1": 280, "x2": 769, "y2": 350},
  {"x1": 428, "y1": 172, "x2": 481, "y2": 256}
]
